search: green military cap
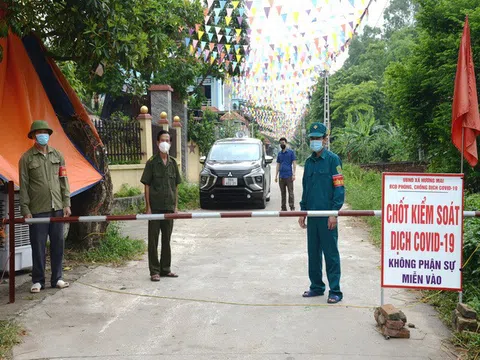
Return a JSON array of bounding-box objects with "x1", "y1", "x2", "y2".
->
[
  {"x1": 28, "y1": 120, "x2": 53, "y2": 139},
  {"x1": 308, "y1": 122, "x2": 327, "y2": 137}
]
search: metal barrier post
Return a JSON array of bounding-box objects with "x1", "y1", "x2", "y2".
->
[{"x1": 8, "y1": 181, "x2": 15, "y2": 303}]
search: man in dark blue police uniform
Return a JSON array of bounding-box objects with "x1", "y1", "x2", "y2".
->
[{"x1": 299, "y1": 122, "x2": 345, "y2": 304}]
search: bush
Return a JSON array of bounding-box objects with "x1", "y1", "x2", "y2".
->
[
  {"x1": 114, "y1": 184, "x2": 142, "y2": 198},
  {"x1": 178, "y1": 181, "x2": 199, "y2": 211},
  {"x1": 342, "y1": 163, "x2": 382, "y2": 246},
  {"x1": 66, "y1": 224, "x2": 146, "y2": 265}
]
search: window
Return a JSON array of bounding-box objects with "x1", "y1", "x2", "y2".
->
[{"x1": 208, "y1": 143, "x2": 261, "y2": 162}]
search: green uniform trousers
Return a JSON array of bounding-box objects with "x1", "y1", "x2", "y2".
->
[
  {"x1": 307, "y1": 217, "x2": 342, "y2": 299},
  {"x1": 148, "y1": 212, "x2": 174, "y2": 276}
]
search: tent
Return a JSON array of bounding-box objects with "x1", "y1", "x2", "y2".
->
[{"x1": 0, "y1": 32, "x2": 103, "y2": 195}]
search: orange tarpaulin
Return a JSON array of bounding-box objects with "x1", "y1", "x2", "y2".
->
[{"x1": 0, "y1": 32, "x2": 103, "y2": 194}]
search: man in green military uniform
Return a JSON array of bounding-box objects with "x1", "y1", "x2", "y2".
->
[
  {"x1": 299, "y1": 122, "x2": 345, "y2": 304},
  {"x1": 19, "y1": 120, "x2": 71, "y2": 293},
  {"x1": 141, "y1": 130, "x2": 182, "y2": 282}
]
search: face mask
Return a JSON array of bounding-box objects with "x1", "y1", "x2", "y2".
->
[
  {"x1": 159, "y1": 142, "x2": 171, "y2": 154},
  {"x1": 310, "y1": 140, "x2": 323, "y2": 152},
  {"x1": 36, "y1": 134, "x2": 50, "y2": 146},
  {"x1": 280, "y1": 144, "x2": 286, "y2": 150}
]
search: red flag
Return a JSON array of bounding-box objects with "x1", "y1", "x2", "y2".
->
[{"x1": 452, "y1": 16, "x2": 480, "y2": 167}]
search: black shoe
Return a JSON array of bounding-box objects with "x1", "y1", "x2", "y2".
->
[
  {"x1": 290, "y1": 207, "x2": 296, "y2": 211},
  {"x1": 281, "y1": 208, "x2": 287, "y2": 211}
]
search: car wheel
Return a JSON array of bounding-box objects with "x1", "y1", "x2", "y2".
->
[{"x1": 257, "y1": 197, "x2": 267, "y2": 209}]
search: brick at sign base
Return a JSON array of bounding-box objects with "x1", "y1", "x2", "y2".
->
[
  {"x1": 378, "y1": 304, "x2": 407, "y2": 324},
  {"x1": 382, "y1": 326, "x2": 410, "y2": 338},
  {"x1": 457, "y1": 303, "x2": 477, "y2": 320},
  {"x1": 453, "y1": 310, "x2": 479, "y2": 332}
]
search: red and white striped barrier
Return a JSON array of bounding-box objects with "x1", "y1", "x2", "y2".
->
[{"x1": 3, "y1": 210, "x2": 480, "y2": 225}]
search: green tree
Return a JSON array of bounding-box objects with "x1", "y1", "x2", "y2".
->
[
  {"x1": 188, "y1": 109, "x2": 217, "y2": 156},
  {"x1": 2, "y1": 0, "x2": 204, "y2": 97},
  {"x1": 384, "y1": 0, "x2": 480, "y2": 189}
]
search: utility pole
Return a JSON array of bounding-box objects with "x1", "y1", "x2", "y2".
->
[{"x1": 323, "y1": 70, "x2": 330, "y2": 150}]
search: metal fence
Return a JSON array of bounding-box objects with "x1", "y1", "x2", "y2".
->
[{"x1": 93, "y1": 119, "x2": 143, "y2": 164}]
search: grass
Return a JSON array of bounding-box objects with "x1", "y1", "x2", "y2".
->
[
  {"x1": 342, "y1": 163, "x2": 480, "y2": 358},
  {"x1": 114, "y1": 183, "x2": 142, "y2": 198},
  {"x1": 65, "y1": 224, "x2": 146, "y2": 266},
  {"x1": 0, "y1": 320, "x2": 23, "y2": 359},
  {"x1": 342, "y1": 163, "x2": 382, "y2": 246}
]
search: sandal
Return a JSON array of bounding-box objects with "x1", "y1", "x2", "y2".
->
[
  {"x1": 150, "y1": 274, "x2": 161, "y2": 282},
  {"x1": 55, "y1": 280, "x2": 70, "y2": 289},
  {"x1": 327, "y1": 295, "x2": 342, "y2": 304},
  {"x1": 30, "y1": 283, "x2": 43, "y2": 293},
  {"x1": 302, "y1": 290, "x2": 323, "y2": 298},
  {"x1": 160, "y1": 272, "x2": 178, "y2": 278}
]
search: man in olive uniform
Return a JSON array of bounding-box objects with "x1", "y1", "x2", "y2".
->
[
  {"x1": 19, "y1": 120, "x2": 71, "y2": 293},
  {"x1": 141, "y1": 130, "x2": 182, "y2": 281},
  {"x1": 299, "y1": 122, "x2": 345, "y2": 304}
]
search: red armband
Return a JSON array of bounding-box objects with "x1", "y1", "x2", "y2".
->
[
  {"x1": 59, "y1": 166, "x2": 67, "y2": 177},
  {"x1": 332, "y1": 174, "x2": 344, "y2": 187}
]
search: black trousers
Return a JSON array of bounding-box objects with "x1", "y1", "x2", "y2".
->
[
  {"x1": 148, "y1": 210, "x2": 174, "y2": 276},
  {"x1": 29, "y1": 210, "x2": 65, "y2": 287}
]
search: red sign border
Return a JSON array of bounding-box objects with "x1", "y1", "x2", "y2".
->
[{"x1": 381, "y1": 172, "x2": 464, "y2": 291}]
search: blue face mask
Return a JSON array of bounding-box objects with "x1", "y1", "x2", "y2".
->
[
  {"x1": 310, "y1": 140, "x2": 323, "y2": 152},
  {"x1": 36, "y1": 134, "x2": 50, "y2": 146}
]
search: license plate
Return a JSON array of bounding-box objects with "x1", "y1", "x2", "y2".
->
[{"x1": 222, "y1": 177, "x2": 238, "y2": 186}]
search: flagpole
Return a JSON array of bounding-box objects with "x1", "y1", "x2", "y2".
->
[{"x1": 461, "y1": 127, "x2": 464, "y2": 174}]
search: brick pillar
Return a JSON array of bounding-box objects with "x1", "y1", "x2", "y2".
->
[
  {"x1": 149, "y1": 85, "x2": 173, "y2": 125},
  {"x1": 136, "y1": 106, "x2": 153, "y2": 164},
  {"x1": 172, "y1": 116, "x2": 182, "y2": 169},
  {"x1": 149, "y1": 85, "x2": 173, "y2": 155}
]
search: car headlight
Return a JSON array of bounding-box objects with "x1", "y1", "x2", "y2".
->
[
  {"x1": 199, "y1": 168, "x2": 217, "y2": 190},
  {"x1": 244, "y1": 167, "x2": 264, "y2": 190}
]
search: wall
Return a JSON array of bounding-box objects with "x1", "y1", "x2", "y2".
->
[
  {"x1": 109, "y1": 164, "x2": 145, "y2": 194},
  {"x1": 187, "y1": 140, "x2": 201, "y2": 183}
]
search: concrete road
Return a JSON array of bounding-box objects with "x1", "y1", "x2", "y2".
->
[{"x1": 13, "y1": 166, "x2": 457, "y2": 360}]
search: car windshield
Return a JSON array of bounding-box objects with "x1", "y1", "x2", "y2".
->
[{"x1": 208, "y1": 143, "x2": 261, "y2": 162}]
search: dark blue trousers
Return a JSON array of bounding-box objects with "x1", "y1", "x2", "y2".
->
[
  {"x1": 307, "y1": 217, "x2": 343, "y2": 299},
  {"x1": 29, "y1": 210, "x2": 65, "y2": 287}
]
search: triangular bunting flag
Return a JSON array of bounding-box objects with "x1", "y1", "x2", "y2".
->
[
  {"x1": 226, "y1": 8, "x2": 233, "y2": 17},
  {"x1": 219, "y1": 1, "x2": 227, "y2": 10},
  {"x1": 264, "y1": 7, "x2": 271, "y2": 18},
  {"x1": 231, "y1": 1, "x2": 240, "y2": 9},
  {"x1": 214, "y1": 16, "x2": 221, "y2": 25},
  {"x1": 237, "y1": 16, "x2": 243, "y2": 24},
  {"x1": 208, "y1": 33, "x2": 214, "y2": 41},
  {"x1": 198, "y1": 31, "x2": 204, "y2": 40},
  {"x1": 184, "y1": 38, "x2": 191, "y2": 47},
  {"x1": 214, "y1": 8, "x2": 221, "y2": 16},
  {"x1": 225, "y1": 16, "x2": 232, "y2": 25},
  {"x1": 235, "y1": 28, "x2": 242, "y2": 36}
]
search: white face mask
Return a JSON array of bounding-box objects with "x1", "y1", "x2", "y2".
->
[{"x1": 159, "y1": 142, "x2": 171, "y2": 154}]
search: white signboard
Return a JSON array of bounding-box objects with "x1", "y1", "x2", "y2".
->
[{"x1": 382, "y1": 173, "x2": 463, "y2": 291}]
